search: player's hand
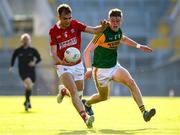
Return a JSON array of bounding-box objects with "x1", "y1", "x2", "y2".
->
[
  {"x1": 57, "y1": 58, "x2": 75, "y2": 66},
  {"x1": 28, "y1": 61, "x2": 36, "y2": 67},
  {"x1": 100, "y1": 19, "x2": 109, "y2": 29},
  {"x1": 139, "y1": 45, "x2": 153, "y2": 53},
  {"x1": 84, "y1": 71, "x2": 92, "y2": 80},
  {"x1": 63, "y1": 61, "x2": 75, "y2": 66},
  {"x1": 8, "y1": 67, "x2": 14, "y2": 73}
]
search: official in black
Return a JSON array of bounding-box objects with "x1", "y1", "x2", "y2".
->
[{"x1": 9, "y1": 33, "x2": 41, "y2": 111}]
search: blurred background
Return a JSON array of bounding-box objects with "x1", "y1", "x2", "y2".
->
[{"x1": 0, "y1": 0, "x2": 179, "y2": 96}]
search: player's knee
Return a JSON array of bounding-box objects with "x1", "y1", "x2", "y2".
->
[
  {"x1": 24, "y1": 78, "x2": 34, "y2": 90},
  {"x1": 78, "y1": 90, "x2": 83, "y2": 99},
  {"x1": 26, "y1": 85, "x2": 33, "y2": 90},
  {"x1": 69, "y1": 89, "x2": 78, "y2": 97},
  {"x1": 99, "y1": 95, "x2": 108, "y2": 101},
  {"x1": 26, "y1": 82, "x2": 33, "y2": 90},
  {"x1": 101, "y1": 97, "x2": 108, "y2": 101}
]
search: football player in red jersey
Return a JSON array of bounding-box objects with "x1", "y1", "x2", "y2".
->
[{"x1": 49, "y1": 4, "x2": 107, "y2": 128}]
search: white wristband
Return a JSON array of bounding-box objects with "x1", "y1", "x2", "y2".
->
[
  {"x1": 136, "y1": 44, "x2": 141, "y2": 49},
  {"x1": 87, "y1": 68, "x2": 92, "y2": 72}
]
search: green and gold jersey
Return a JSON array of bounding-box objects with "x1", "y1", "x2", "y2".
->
[{"x1": 92, "y1": 26, "x2": 123, "y2": 68}]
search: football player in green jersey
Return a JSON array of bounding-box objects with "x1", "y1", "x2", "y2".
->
[{"x1": 82, "y1": 8, "x2": 156, "y2": 122}]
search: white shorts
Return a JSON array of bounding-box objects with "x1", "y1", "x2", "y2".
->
[
  {"x1": 93, "y1": 63, "x2": 121, "y2": 87},
  {"x1": 56, "y1": 62, "x2": 84, "y2": 81}
]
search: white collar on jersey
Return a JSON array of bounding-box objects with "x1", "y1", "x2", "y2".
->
[{"x1": 56, "y1": 21, "x2": 61, "y2": 29}]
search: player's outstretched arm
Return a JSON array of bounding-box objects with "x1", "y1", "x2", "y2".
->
[
  {"x1": 120, "y1": 35, "x2": 153, "y2": 53},
  {"x1": 84, "y1": 39, "x2": 96, "y2": 80},
  {"x1": 85, "y1": 20, "x2": 108, "y2": 34}
]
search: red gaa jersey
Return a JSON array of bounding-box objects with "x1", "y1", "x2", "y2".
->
[{"x1": 49, "y1": 19, "x2": 86, "y2": 63}]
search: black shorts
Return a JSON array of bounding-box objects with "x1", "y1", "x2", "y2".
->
[{"x1": 19, "y1": 70, "x2": 36, "y2": 83}]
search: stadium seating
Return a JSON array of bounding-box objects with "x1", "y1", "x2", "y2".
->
[
  {"x1": 169, "y1": 36, "x2": 180, "y2": 61},
  {"x1": 0, "y1": 38, "x2": 3, "y2": 49},
  {"x1": 174, "y1": 36, "x2": 180, "y2": 49},
  {"x1": 157, "y1": 22, "x2": 170, "y2": 37},
  {"x1": 31, "y1": 36, "x2": 52, "y2": 65},
  {"x1": 0, "y1": 50, "x2": 24, "y2": 95},
  {"x1": 150, "y1": 38, "x2": 170, "y2": 50}
]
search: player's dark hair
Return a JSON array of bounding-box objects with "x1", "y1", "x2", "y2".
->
[
  {"x1": 109, "y1": 8, "x2": 123, "y2": 18},
  {"x1": 57, "y1": 4, "x2": 72, "y2": 16}
]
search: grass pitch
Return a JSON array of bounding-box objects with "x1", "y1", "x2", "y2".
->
[{"x1": 0, "y1": 96, "x2": 180, "y2": 135}]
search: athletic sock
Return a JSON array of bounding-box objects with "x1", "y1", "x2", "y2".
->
[
  {"x1": 139, "y1": 105, "x2": 145, "y2": 113},
  {"x1": 25, "y1": 89, "x2": 32, "y2": 102},
  {"x1": 79, "y1": 111, "x2": 88, "y2": 122}
]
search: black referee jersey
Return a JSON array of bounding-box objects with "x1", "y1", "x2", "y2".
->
[{"x1": 10, "y1": 46, "x2": 41, "y2": 82}]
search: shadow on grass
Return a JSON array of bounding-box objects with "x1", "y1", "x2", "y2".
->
[
  {"x1": 12, "y1": 106, "x2": 37, "y2": 114},
  {"x1": 56, "y1": 128, "x2": 156, "y2": 135},
  {"x1": 56, "y1": 129, "x2": 89, "y2": 135},
  {"x1": 99, "y1": 128, "x2": 156, "y2": 134},
  {"x1": 18, "y1": 110, "x2": 37, "y2": 114}
]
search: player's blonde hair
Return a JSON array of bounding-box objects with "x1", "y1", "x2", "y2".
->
[{"x1": 20, "y1": 33, "x2": 31, "y2": 45}]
